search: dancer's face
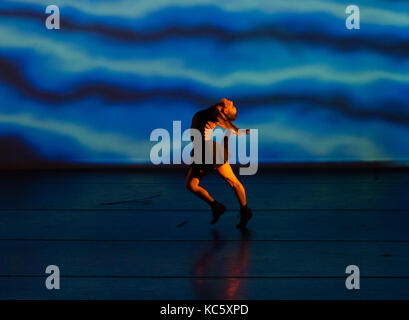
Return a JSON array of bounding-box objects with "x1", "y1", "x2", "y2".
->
[{"x1": 223, "y1": 101, "x2": 237, "y2": 121}]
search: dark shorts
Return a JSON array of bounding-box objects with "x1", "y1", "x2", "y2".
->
[{"x1": 190, "y1": 140, "x2": 229, "y2": 172}]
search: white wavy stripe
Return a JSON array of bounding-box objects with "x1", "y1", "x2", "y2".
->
[
  {"x1": 245, "y1": 122, "x2": 388, "y2": 161},
  {"x1": 1, "y1": 25, "x2": 409, "y2": 88},
  {"x1": 8, "y1": 0, "x2": 409, "y2": 27},
  {"x1": 0, "y1": 112, "x2": 149, "y2": 161},
  {"x1": 0, "y1": 112, "x2": 388, "y2": 162}
]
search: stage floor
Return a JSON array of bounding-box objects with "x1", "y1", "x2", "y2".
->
[{"x1": 1, "y1": 168, "x2": 409, "y2": 299}]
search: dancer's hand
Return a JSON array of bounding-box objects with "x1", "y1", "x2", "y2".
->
[
  {"x1": 204, "y1": 121, "x2": 216, "y2": 140},
  {"x1": 235, "y1": 129, "x2": 250, "y2": 136},
  {"x1": 205, "y1": 121, "x2": 217, "y2": 130}
]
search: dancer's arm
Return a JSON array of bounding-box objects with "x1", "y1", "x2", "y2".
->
[{"x1": 214, "y1": 116, "x2": 250, "y2": 136}]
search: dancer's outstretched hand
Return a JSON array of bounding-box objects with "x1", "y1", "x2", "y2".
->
[{"x1": 235, "y1": 129, "x2": 250, "y2": 136}]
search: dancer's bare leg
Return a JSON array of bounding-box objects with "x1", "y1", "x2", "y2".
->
[
  {"x1": 216, "y1": 162, "x2": 246, "y2": 207},
  {"x1": 216, "y1": 162, "x2": 252, "y2": 229},
  {"x1": 185, "y1": 167, "x2": 227, "y2": 224},
  {"x1": 185, "y1": 167, "x2": 214, "y2": 206}
]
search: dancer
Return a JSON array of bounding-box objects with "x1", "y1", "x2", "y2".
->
[{"x1": 185, "y1": 98, "x2": 253, "y2": 229}]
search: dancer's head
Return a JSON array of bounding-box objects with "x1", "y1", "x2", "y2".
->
[{"x1": 216, "y1": 98, "x2": 237, "y2": 121}]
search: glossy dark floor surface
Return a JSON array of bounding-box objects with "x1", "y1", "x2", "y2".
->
[{"x1": 1, "y1": 168, "x2": 408, "y2": 299}]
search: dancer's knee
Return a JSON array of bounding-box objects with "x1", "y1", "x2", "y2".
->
[{"x1": 185, "y1": 178, "x2": 200, "y2": 192}]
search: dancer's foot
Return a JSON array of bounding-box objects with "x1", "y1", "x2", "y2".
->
[
  {"x1": 237, "y1": 205, "x2": 253, "y2": 229},
  {"x1": 210, "y1": 201, "x2": 226, "y2": 224}
]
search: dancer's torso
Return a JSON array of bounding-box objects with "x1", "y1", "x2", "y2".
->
[{"x1": 191, "y1": 106, "x2": 237, "y2": 140}]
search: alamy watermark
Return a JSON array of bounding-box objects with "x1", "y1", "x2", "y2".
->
[
  {"x1": 44, "y1": 4, "x2": 360, "y2": 30},
  {"x1": 150, "y1": 121, "x2": 259, "y2": 175},
  {"x1": 45, "y1": 265, "x2": 60, "y2": 290},
  {"x1": 45, "y1": 5, "x2": 60, "y2": 30},
  {"x1": 346, "y1": 5, "x2": 360, "y2": 30}
]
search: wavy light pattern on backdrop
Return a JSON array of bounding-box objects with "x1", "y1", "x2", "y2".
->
[{"x1": 0, "y1": 0, "x2": 409, "y2": 166}]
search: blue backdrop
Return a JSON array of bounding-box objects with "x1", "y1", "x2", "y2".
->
[{"x1": 1, "y1": 0, "x2": 409, "y2": 166}]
